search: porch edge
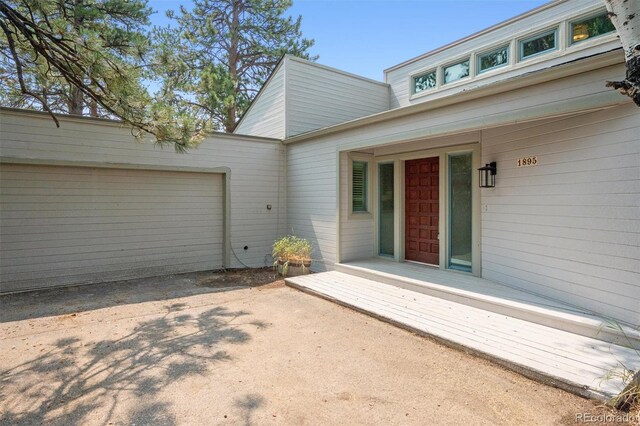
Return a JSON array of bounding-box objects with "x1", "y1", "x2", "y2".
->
[{"x1": 286, "y1": 278, "x2": 610, "y2": 402}]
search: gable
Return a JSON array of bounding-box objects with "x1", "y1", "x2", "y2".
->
[
  {"x1": 234, "y1": 56, "x2": 391, "y2": 139},
  {"x1": 285, "y1": 57, "x2": 390, "y2": 137},
  {"x1": 234, "y1": 59, "x2": 287, "y2": 139}
]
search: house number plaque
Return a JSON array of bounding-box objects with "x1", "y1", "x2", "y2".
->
[{"x1": 517, "y1": 156, "x2": 538, "y2": 167}]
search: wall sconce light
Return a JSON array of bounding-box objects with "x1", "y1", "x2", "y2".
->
[{"x1": 478, "y1": 162, "x2": 497, "y2": 188}]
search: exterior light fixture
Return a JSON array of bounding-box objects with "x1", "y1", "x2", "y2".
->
[
  {"x1": 572, "y1": 23, "x2": 589, "y2": 42},
  {"x1": 478, "y1": 162, "x2": 497, "y2": 188}
]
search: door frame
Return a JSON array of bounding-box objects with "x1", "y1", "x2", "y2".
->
[{"x1": 373, "y1": 142, "x2": 481, "y2": 276}]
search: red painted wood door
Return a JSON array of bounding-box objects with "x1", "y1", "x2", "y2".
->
[{"x1": 405, "y1": 157, "x2": 439, "y2": 265}]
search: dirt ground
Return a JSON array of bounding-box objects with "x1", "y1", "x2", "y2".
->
[{"x1": 1, "y1": 269, "x2": 637, "y2": 426}]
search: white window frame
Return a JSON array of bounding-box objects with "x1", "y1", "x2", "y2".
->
[
  {"x1": 476, "y1": 44, "x2": 510, "y2": 75},
  {"x1": 442, "y1": 57, "x2": 471, "y2": 85},
  {"x1": 412, "y1": 68, "x2": 438, "y2": 95},
  {"x1": 348, "y1": 153, "x2": 373, "y2": 219},
  {"x1": 569, "y1": 9, "x2": 616, "y2": 46},
  {"x1": 518, "y1": 28, "x2": 559, "y2": 61}
]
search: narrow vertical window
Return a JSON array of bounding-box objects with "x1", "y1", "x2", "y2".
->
[
  {"x1": 448, "y1": 152, "x2": 472, "y2": 272},
  {"x1": 352, "y1": 161, "x2": 368, "y2": 213},
  {"x1": 378, "y1": 162, "x2": 394, "y2": 256}
]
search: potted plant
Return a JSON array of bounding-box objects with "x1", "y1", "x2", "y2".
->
[{"x1": 272, "y1": 235, "x2": 312, "y2": 277}]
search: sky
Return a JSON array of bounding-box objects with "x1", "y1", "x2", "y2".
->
[{"x1": 148, "y1": 0, "x2": 549, "y2": 81}]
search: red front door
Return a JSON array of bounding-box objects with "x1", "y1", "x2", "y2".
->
[{"x1": 405, "y1": 157, "x2": 439, "y2": 265}]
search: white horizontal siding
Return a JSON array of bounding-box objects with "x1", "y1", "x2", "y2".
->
[
  {"x1": 234, "y1": 62, "x2": 286, "y2": 139},
  {"x1": 480, "y1": 103, "x2": 640, "y2": 325},
  {"x1": 0, "y1": 164, "x2": 223, "y2": 292},
  {"x1": 286, "y1": 64, "x2": 626, "y2": 155},
  {"x1": 286, "y1": 57, "x2": 389, "y2": 137},
  {"x1": 286, "y1": 141, "x2": 338, "y2": 272},
  {"x1": 339, "y1": 152, "x2": 374, "y2": 262},
  {"x1": 385, "y1": 0, "x2": 621, "y2": 109},
  {"x1": 0, "y1": 110, "x2": 286, "y2": 272},
  {"x1": 285, "y1": 63, "x2": 636, "y2": 324}
]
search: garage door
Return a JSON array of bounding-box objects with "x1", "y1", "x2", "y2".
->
[{"x1": 0, "y1": 164, "x2": 224, "y2": 293}]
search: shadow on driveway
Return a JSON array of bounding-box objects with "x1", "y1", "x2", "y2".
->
[
  {"x1": 0, "y1": 275, "x2": 272, "y2": 425},
  {"x1": 0, "y1": 268, "x2": 281, "y2": 323}
]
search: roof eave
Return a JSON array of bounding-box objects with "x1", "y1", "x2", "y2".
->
[
  {"x1": 383, "y1": 0, "x2": 564, "y2": 75},
  {"x1": 284, "y1": 48, "x2": 624, "y2": 145}
]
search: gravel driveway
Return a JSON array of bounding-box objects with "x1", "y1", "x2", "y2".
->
[{"x1": 0, "y1": 269, "x2": 626, "y2": 425}]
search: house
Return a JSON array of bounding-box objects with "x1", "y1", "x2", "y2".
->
[
  {"x1": 0, "y1": 0, "x2": 638, "y2": 397},
  {"x1": 234, "y1": 0, "x2": 639, "y2": 327}
]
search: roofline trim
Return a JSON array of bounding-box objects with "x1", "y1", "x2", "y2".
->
[
  {"x1": 384, "y1": 0, "x2": 565, "y2": 74},
  {"x1": 286, "y1": 55, "x2": 389, "y2": 87},
  {"x1": 232, "y1": 54, "x2": 287, "y2": 133},
  {"x1": 285, "y1": 48, "x2": 623, "y2": 145},
  {"x1": 0, "y1": 107, "x2": 282, "y2": 144}
]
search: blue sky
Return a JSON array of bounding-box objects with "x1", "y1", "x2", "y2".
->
[{"x1": 148, "y1": 0, "x2": 549, "y2": 81}]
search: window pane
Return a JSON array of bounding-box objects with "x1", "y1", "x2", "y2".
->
[
  {"x1": 378, "y1": 163, "x2": 394, "y2": 256},
  {"x1": 571, "y1": 13, "x2": 615, "y2": 43},
  {"x1": 443, "y1": 60, "x2": 470, "y2": 84},
  {"x1": 448, "y1": 153, "x2": 472, "y2": 272},
  {"x1": 352, "y1": 161, "x2": 368, "y2": 212},
  {"x1": 414, "y1": 71, "x2": 436, "y2": 94},
  {"x1": 478, "y1": 46, "x2": 509, "y2": 73},
  {"x1": 521, "y1": 30, "x2": 556, "y2": 59}
]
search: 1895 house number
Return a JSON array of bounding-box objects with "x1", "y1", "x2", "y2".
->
[{"x1": 517, "y1": 156, "x2": 538, "y2": 167}]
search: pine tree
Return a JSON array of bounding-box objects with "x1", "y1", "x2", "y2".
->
[
  {"x1": 1, "y1": 0, "x2": 206, "y2": 150},
  {"x1": 154, "y1": 0, "x2": 315, "y2": 132}
]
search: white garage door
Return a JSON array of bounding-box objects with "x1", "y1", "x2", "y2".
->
[{"x1": 0, "y1": 164, "x2": 224, "y2": 293}]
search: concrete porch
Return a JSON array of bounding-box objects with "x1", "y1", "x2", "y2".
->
[{"x1": 286, "y1": 258, "x2": 640, "y2": 400}]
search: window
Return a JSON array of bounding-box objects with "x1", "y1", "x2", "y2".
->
[
  {"x1": 443, "y1": 59, "x2": 470, "y2": 84},
  {"x1": 352, "y1": 161, "x2": 368, "y2": 213},
  {"x1": 520, "y1": 29, "x2": 557, "y2": 60},
  {"x1": 478, "y1": 46, "x2": 509, "y2": 73},
  {"x1": 571, "y1": 13, "x2": 615, "y2": 44},
  {"x1": 413, "y1": 70, "x2": 436, "y2": 94},
  {"x1": 448, "y1": 152, "x2": 473, "y2": 272},
  {"x1": 378, "y1": 163, "x2": 394, "y2": 256}
]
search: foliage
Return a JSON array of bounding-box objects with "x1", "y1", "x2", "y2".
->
[
  {"x1": 414, "y1": 70, "x2": 436, "y2": 93},
  {"x1": 521, "y1": 32, "x2": 556, "y2": 58},
  {"x1": 0, "y1": 0, "x2": 208, "y2": 151},
  {"x1": 444, "y1": 60, "x2": 470, "y2": 84},
  {"x1": 601, "y1": 320, "x2": 640, "y2": 412},
  {"x1": 272, "y1": 235, "x2": 312, "y2": 263},
  {"x1": 152, "y1": 0, "x2": 316, "y2": 132},
  {"x1": 479, "y1": 47, "x2": 508, "y2": 72},
  {"x1": 272, "y1": 234, "x2": 312, "y2": 276}
]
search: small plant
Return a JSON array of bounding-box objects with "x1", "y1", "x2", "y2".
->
[
  {"x1": 272, "y1": 235, "x2": 313, "y2": 277},
  {"x1": 610, "y1": 369, "x2": 639, "y2": 412},
  {"x1": 600, "y1": 320, "x2": 640, "y2": 412}
]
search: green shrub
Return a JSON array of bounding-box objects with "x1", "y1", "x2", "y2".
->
[
  {"x1": 272, "y1": 235, "x2": 312, "y2": 263},
  {"x1": 272, "y1": 235, "x2": 312, "y2": 276}
]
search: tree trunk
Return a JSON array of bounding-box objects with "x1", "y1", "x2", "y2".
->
[
  {"x1": 224, "y1": 0, "x2": 240, "y2": 132},
  {"x1": 68, "y1": 85, "x2": 84, "y2": 115},
  {"x1": 68, "y1": 0, "x2": 85, "y2": 115},
  {"x1": 604, "y1": 0, "x2": 640, "y2": 106},
  {"x1": 89, "y1": 99, "x2": 98, "y2": 117}
]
